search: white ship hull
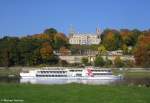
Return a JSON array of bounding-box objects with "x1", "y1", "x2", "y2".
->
[{"x1": 20, "y1": 67, "x2": 123, "y2": 84}]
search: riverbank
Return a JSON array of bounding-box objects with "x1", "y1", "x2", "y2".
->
[
  {"x1": 0, "y1": 67, "x2": 21, "y2": 77},
  {"x1": 0, "y1": 83, "x2": 150, "y2": 103},
  {"x1": 1, "y1": 67, "x2": 150, "y2": 78}
]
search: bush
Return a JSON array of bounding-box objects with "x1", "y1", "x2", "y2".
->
[
  {"x1": 114, "y1": 56, "x2": 124, "y2": 67},
  {"x1": 94, "y1": 56, "x2": 105, "y2": 67},
  {"x1": 81, "y1": 57, "x2": 88, "y2": 66}
]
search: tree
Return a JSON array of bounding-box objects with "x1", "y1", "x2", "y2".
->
[
  {"x1": 105, "y1": 57, "x2": 112, "y2": 67},
  {"x1": 131, "y1": 29, "x2": 141, "y2": 46},
  {"x1": 0, "y1": 36, "x2": 20, "y2": 67},
  {"x1": 43, "y1": 28, "x2": 57, "y2": 35},
  {"x1": 101, "y1": 29, "x2": 122, "y2": 51},
  {"x1": 120, "y1": 29, "x2": 142, "y2": 48},
  {"x1": 114, "y1": 56, "x2": 124, "y2": 67},
  {"x1": 120, "y1": 29, "x2": 133, "y2": 46},
  {"x1": 69, "y1": 44, "x2": 81, "y2": 55},
  {"x1": 122, "y1": 44, "x2": 128, "y2": 54},
  {"x1": 40, "y1": 42, "x2": 53, "y2": 61},
  {"x1": 17, "y1": 37, "x2": 42, "y2": 66},
  {"x1": 98, "y1": 45, "x2": 107, "y2": 55},
  {"x1": 94, "y1": 56, "x2": 105, "y2": 67},
  {"x1": 134, "y1": 35, "x2": 150, "y2": 67},
  {"x1": 81, "y1": 57, "x2": 89, "y2": 65},
  {"x1": 54, "y1": 33, "x2": 68, "y2": 49}
]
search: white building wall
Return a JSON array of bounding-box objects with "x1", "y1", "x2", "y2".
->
[{"x1": 69, "y1": 33, "x2": 101, "y2": 45}]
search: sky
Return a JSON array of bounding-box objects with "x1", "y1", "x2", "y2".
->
[{"x1": 0, "y1": 0, "x2": 150, "y2": 37}]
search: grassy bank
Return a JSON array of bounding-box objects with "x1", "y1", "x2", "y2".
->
[
  {"x1": 113, "y1": 69, "x2": 150, "y2": 78},
  {"x1": 124, "y1": 72, "x2": 150, "y2": 78},
  {"x1": 0, "y1": 83, "x2": 150, "y2": 103}
]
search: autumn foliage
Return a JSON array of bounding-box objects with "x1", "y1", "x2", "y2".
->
[
  {"x1": 134, "y1": 34, "x2": 150, "y2": 67},
  {"x1": 40, "y1": 42, "x2": 53, "y2": 59},
  {"x1": 0, "y1": 28, "x2": 69, "y2": 66}
]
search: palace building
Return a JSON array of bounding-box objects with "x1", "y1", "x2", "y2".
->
[{"x1": 69, "y1": 28, "x2": 101, "y2": 45}]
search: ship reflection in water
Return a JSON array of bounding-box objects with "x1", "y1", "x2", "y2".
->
[{"x1": 20, "y1": 78, "x2": 121, "y2": 85}]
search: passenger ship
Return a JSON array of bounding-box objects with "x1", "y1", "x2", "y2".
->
[{"x1": 20, "y1": 67, "x2": 122, "y2": 80}]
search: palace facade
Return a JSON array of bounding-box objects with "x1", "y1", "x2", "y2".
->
[{"x1": 69, "y1": 28, "x2": 101, "y2": 45}]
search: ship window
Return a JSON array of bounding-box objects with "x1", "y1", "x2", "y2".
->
[
  {"x1": 76, "y1": 74, "x2": 82, "y2": 77},
  {"x1": 70, "y1": 70, "x2": 74, "y2": 72}
]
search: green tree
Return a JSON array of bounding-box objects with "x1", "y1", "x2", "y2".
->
[
  {"x1": 0, "y1": 36, "x2": 20, "y2": 67},
  {"x1": 43, "y1": 28, "x2": 57, "y2": 35},
  {"x1": 122, "y1": 44, "x2": 128, "y2": 54},
  {"x1": 101, "y1": 29, "x2": 122, "y2": 51},
  {"x1": 53, "y1": 33, "x2": 68, "y2": 49},
  {"x1": 105, "y1": 57, "x2": 112, "y2": 67},
  {"x1": 98, "y1": 45, "x2": 107, "y2": 55},
  {"x1": 81, "y1": 57, "x2": 89, "y2": 65},
  {"x1": 120, "y1": 29, "x2": 141, "y2": 47},
  {"x1": 17, "y1": 38, "x2": 41, "y2": 66},
  {"x1": 94, "y1": 56, "x2": 105, "y2": 67}
]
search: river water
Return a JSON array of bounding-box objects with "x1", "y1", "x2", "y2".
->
[
  {"x1": 0, "y1": 77, "x2": 150, "y2": 86},
  {"x1": 20, "y1": 78, "x2": 122, "y2": 85}
]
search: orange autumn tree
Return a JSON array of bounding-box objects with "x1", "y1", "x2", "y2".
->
[
  {"x1": 40, "y1": 42, "x2": 53, "y2": 60},
  {"x1": 134, "y1": 34, "x2": 150, "y2": 67},
  {"x1": 120, "y1": 29, "x2": 132, "y2": 46}
]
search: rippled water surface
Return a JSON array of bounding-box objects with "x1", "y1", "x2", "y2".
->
[{"x1": 0, "y1": 77, "x2": 150, "y2": 86}]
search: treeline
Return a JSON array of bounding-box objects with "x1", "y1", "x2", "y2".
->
[
  {"x1": 100, "y1": 29, "x2": 150, "y2": 67},
  {"x1": 70, "y1": 29, "x2": 150, "y2": 67},
  {"x1": 0, "y1": 28, "x2": 69, "y2": 67},
  {"x1": 69, "y1": 29, "x2": 143, "y2": 55},
  {"x1": 0, "y1": 28, "x2": 150, "y2": 67},
  {"x1": 100, "y1": 29, "x2": 142, "y2": 51}
]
